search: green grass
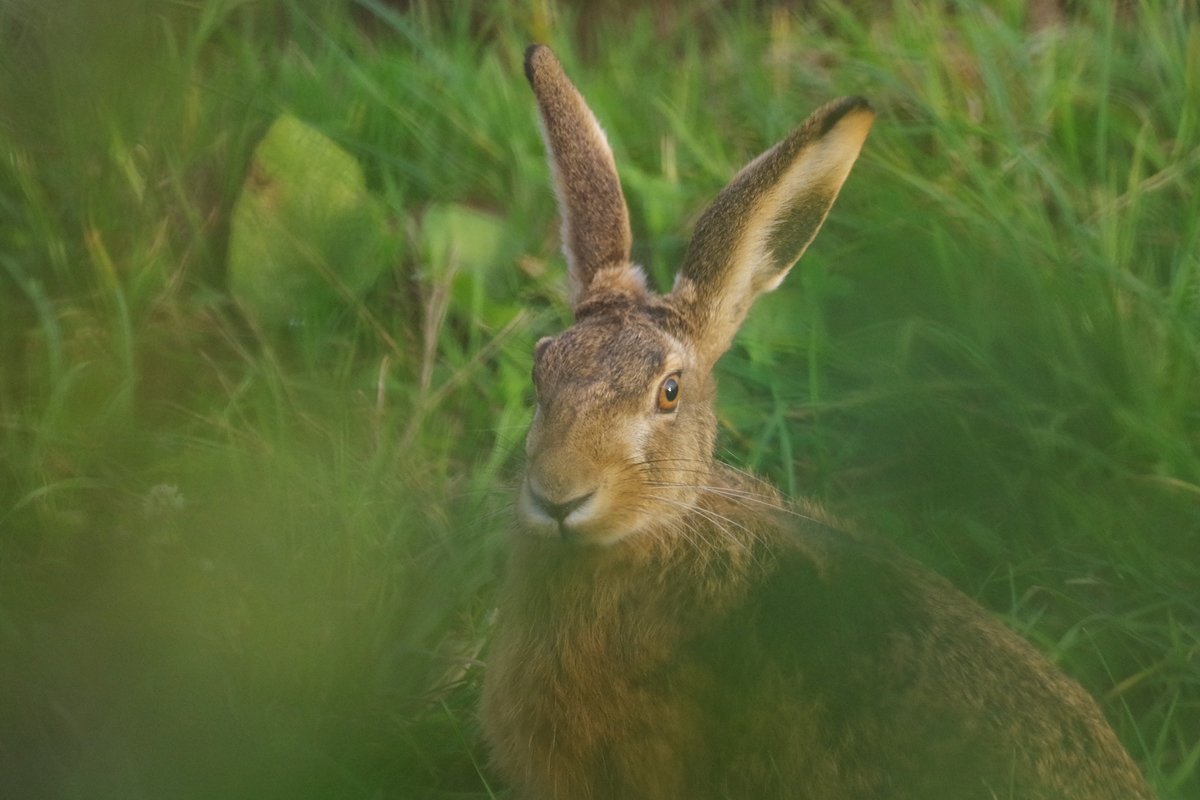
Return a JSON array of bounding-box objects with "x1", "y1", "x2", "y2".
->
[{"x1": 1, "y1": 0, "x2": 1197, "y2": 797}]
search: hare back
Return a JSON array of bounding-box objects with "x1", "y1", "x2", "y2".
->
[{"x1": 481, "y1": 492, "x2": 1151, "y2": 800}]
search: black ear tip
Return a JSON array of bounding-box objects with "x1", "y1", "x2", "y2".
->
[
  {"x1": 817, "y1": 95, "x2": 874, "y2": 136},
  {"x1": 524, "y1": 44, "x2": 548, "y2": 87},
  {"x1": 845, "y1": 95, "x2": 873, "y2": 114}
]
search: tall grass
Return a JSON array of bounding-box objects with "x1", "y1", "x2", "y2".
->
[{"x1": 0, "y1": 0, "x2": 1196, "y2": 797}]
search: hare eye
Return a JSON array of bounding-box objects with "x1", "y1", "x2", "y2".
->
[{"x1": 656, "y1": 375, "x2": 681, "y2": 412}]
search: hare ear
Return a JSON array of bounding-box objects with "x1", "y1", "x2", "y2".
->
[
  {"x1": 525, "y1": 45, "x2": 640, "y2": 311},
  {"x1": 671, "y1": 96, "x2": 874, "y2": 365}
]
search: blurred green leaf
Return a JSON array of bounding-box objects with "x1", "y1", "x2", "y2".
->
[
  {"x1": 228, "y1": 114, "x2": 400, "y2": 329},
  {"x1": 421, "y1": 202, "x2": 507, "y2": 277},
  {"x1": 421, "y1": 201, "x2": 522, "y2": 329}
]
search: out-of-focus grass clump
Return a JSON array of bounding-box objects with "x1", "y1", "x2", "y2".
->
[{"x1": 0, "y1": 0, "x2": 1196, "y2": 797}]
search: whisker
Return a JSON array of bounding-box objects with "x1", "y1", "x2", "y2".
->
[
  {"x1": 634, "y1": 474, "x2": 837, "y2": 530},
  {"x1": 646, "y1": 493, "x2": 764, "y2": 567}
]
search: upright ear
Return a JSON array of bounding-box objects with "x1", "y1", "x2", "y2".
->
[
  {"x1": 525, "y1": 45, "x2": 640, "y2": 311},
  {"x1": 670, "y1": 96, "x2": 874, "y2": 366}
]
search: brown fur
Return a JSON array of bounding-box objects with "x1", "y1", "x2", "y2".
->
[{"x1": 480, "y1": 45, "x2": 1155, "y2": 800}]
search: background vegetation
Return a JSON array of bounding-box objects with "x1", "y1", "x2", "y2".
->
[{"x1": 1, "y1": 0, "x2": 1197, "y2": 797}]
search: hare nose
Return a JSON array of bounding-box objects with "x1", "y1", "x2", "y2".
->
[{"x1": 530, "y1": 487, "x2": 594, "y2": 523}]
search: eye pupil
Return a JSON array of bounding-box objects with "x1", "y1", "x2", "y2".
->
[{"x1": 657, "y1": 376, "x2": 680, "y2": 411}]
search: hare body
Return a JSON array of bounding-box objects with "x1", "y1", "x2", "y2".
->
[{"x1": 481, "y1": 45, "x2": 1154, "y2": 800}]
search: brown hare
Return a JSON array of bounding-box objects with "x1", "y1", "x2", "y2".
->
[{"x1": 480, "y1": 44, "x2": 1155, "y2": 800}]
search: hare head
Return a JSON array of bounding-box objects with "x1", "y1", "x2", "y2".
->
[{"x1": 518, "y1": 45, "x2": 872, "y2": 546}]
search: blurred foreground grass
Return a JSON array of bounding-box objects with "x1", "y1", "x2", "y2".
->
[{"x1": 1, "y1": 0, "x2": 1198, "y2": 797}]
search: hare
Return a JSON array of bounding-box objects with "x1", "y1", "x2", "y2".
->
[{"x1": 480, "y1": 44, "x2": 1154, "y2": 800}]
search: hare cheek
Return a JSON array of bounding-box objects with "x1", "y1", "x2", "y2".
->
[
  {"x1": 628, "y1": 418, "x2": 653, "y2": 464},
  {"x1": 524, "y1": 407, "x2": 545, "y2": 457}
]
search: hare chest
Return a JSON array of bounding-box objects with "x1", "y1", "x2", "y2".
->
[
  {"x1": 481, "y1": 628, "x2": 707, "y2": 799},
  {"x1": 479, "y1": 543, "x2": 776, "y2": 800}
]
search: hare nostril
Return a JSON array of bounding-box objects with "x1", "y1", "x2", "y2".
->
[{"x1": 530, "y1": 488, "x2": 595, "y2": 523}]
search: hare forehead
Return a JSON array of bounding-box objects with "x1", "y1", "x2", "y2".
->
[{"x1": 535, "y1": 318, "x2": 682, "y2": 403}]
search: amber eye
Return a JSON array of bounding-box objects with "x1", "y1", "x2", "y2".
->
[{"x1": 656, "y1": 375, "x2": 681, "y2": 412}]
